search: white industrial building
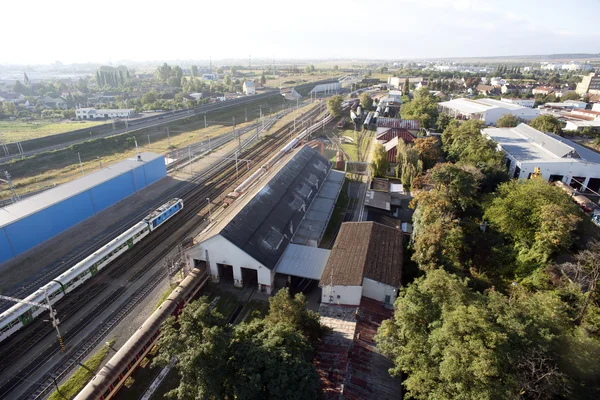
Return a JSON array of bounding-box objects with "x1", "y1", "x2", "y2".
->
[
  {"x1": 185, "y1": 146, "x2": 343, "y2": 294},
  {"x1": 242, "y1": 81, "x2": 255, "y2": 95},
  {"x1": 438, "y1": 98, "x2": 540, "y2": 125},
  {"x1": 320, "y1": 222, "x2": 403, "y2": 307},
  {"x1": 482, "y1": 123, "x2": 600, "y2": 192},
  {"x1": 76, "y1": 108, "x2": 134, "y2": 119},
  {"x1": 501, "y1": 98, "x2": 535, "y2": 108},
  {"x1": 309, "y1": 82, "x2": 341, "y2": 95}
]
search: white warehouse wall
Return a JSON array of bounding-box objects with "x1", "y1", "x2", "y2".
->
[
  {"x1": 187, "y1": 235, "x2": 274, "y2": 292},
  {"x1": 321, "y1": 285, "x2": 363, "y2": 306},
  {"x1": 362, "y1": 277, "x2": 398, "y2": 305},
  {"x1": 485, "y1": 107, "x2": 539, "y2": 125}
]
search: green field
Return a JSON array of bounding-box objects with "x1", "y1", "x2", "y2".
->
[{"x1": 0, "y1": 120, "x2": 105, "y2": 142}]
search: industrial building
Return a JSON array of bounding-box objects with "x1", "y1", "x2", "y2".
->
[
  {"x1": 0, "y1": 152, "x2": 166, "y2": 264},
  {"x1": 186, "y1": 146, "x2": 343, "y2": 294},
  {"x1": 320, "y1": 222, "x2": 403, "y2": 307},
  {"x1": 309, "y1": 83, "x2": 341, "y2": 95},
  {"x1": 75, "y1": 108, "x2": 135, "y2": 119},
  {"x1": 482, "y1": 124, "x2": 600, "y2": 192},
  {"x1": 438, "y1": 98, "x2": 540, "y2": 125}
]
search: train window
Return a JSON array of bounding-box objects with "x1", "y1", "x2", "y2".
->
[
  {"x1": 113, "y1": 377, "x2": 120, "y2": 387},
  {"x1": 1, "y1": 325, "x2": 11, "y2": 333},
  {"x1": 122, "y1": 366, "x2": 129, "y2": 376},
  {"x1": 137, "y1": 350, "x2": 144, "y2": 359},
  {"x1": 103, "y1": 389, "x2": 111, "y2": 398}
]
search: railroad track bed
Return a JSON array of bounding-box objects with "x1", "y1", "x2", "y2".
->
[{"x1": 0, "y1": 105, "x2": 324, "y2": 400}]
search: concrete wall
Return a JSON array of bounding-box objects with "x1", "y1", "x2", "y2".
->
[
  {"x1": 187, "y1": 235, "x2": 275, "y2": 293},
  {"x1": 321, "y1": 284, "x2": 363, "y2": 306},
  {"x1": 362, "y1": 277, "x2": 397, "y2": 306}
]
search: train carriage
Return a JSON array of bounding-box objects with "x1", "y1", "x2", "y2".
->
[{"x1": 0, "y1": 199, "x2": 184, "y2": 344}]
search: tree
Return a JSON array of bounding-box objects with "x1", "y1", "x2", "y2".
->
[
  {"x1": 371, "y1": 143, "x2": 389, "y2": 177},
  {"x1": 496, "y1": 114, "x2": 521, "y2": 128},
  {"x1": 376, "y1": 269, "x2": 579, "y2": 400},
  {"x1": 414, "y1": 137, "x2": 441, "y2": 170},
  {"x1": 157, "y1": 63, "x2": 172, "y2": 82},
  {"x1": 360, "y1": 92, "x2": 373, "y2": 110},
  {"x1": 436, "y1": 113, "x2": 453, "y2": 131},
  {"x1": 529, "y1": 114, "x2": 563, "y2": 134},
  {"x1": 260, "y1": 72, "x2": 266, "y2": 86},
  {"x1": 403, "y1": 77, "x2": 410, "y2": 95},
  {"x1": 400, "y1": 87, "x2": 439, "y2": 129},
  {"x1": 333, "y1": 65, "x2": 339, "y2": 70},
  {"x1": 326, "y1": 94, "x2": 343, "y2": 117},
  {"x1": 484, "y1": 177, "x2": 581, "y2": 276},
  {"x1": 155, "y1": 291, "x2": 323, "y2": 400},
  {"x1": 560, "y1": 91, "x2": 581, "y2": 101},
  {"x1": 191, "y1": 65, "x2": 198, "y2": 77}
]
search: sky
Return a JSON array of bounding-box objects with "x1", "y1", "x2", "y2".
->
[{"x1": 1, "y1": 0, "x2": 599, "y2": 65}]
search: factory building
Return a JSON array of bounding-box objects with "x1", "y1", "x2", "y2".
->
[
  {"x1": 0, "y1": 152, "x2": 166, "y2": 264},
  {"x1": 186, "y1": 146, "x2": 344, "y2": 294},
  {"x1": 438, "y1": 98, "x2": 540, "y2": 125},
  {"x1": 482, "y1": 124, "x2": 600, "y2": 192}
]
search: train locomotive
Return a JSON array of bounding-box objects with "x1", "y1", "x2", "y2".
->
[{"x1": 0, "y1": 198, "x2": 183, "y2": 344}]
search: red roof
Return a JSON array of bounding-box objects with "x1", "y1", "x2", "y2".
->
[
  {"x1": 376, "y1": 117, "x2": 420, "y2": 130},
  {"x1": 386, "y1": 145, "x2": 397, "y2": 163},
  {"x1": 376, "y1": 128, "x2": 415, "y2": 143}
]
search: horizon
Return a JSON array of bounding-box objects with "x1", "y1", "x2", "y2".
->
[{"x1": 2, "y1": 0, "x2": 599, "y2": 65}]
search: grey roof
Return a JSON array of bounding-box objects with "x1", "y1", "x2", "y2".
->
[
  {"x1": 292, "y1": 169, "x2": 345, "y2": 246},
  {"x1": 219, "y1": 146, "x2": 331, "y2": 269},
  {"x1": 482, "y1": 123, "x2": 587, "y2": 163},
  {"x1": 0, "y1": 152, "x2": 162, "y2": 228},
  {"x1": 364, "y1": 190, "x2": 391, "y2": 211},
  {"x1": 546, "y1": 132, "x2": 600, "y2": 164},
  {"x1": 275, "y1": 244, "x2": 330, "y2": 280}
]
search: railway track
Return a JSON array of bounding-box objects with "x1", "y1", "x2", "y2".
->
[
  {"x1": 0, "y1": 107, "x2": 295, "y2": 312},
  {"x1": 0, "y1": 104, "x2": 325, "y2": 400}
]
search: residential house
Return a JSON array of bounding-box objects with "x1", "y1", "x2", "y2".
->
[
  {"x1": 532, "y1": 86, "x2": 555, "y2": 96},
  {"x1": 243, "y1": 81, "x2": 256, "y2": 95}
]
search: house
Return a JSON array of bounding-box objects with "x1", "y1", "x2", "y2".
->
[
  {"x1": 41, "y1": 96, "x2": 67, "y2": 109},
  {"x1": 188, "y1": 92, "x2": 203, "y2": 101},
  {"x1": 319, "y1": 221, "x2": 402, "y2": 307},
  {"x1": 75, "y1": 108, "x2": 134, "y2": 119},
  {"x1": 490, "y1": 77, "x2": 506, "y2": 86},
  {"x1": 482, "y1": 123, "x2": 600, "y2": 193},
  {"x1": 387, "y1": 76, "x2": 423, "y2": 89},
  {"x1": 438, "y1": 98, "x2": 540, "y2": 125},
  {"x1": 376, "y1": 127, "x2": 415, "y2": 144},
  {"x1": 476, "y1": 84, "x2": 497, "y2": 95},
  {"x1": 501, "y1": 98, "x2": 535, "y2": 108},
  {"x1": 242, "y1": 81, "x2": 255, "y2": 95},
  {"x1": 501, "y1": 84, "x2": 517, "y2": 95},
  {"x1": 376, "y1": 117, "x2": 420, "y2": 136},
  {"x1": 532, "y1": 86, "x2": 555, "y2": 96},
  {"x1": 0, "y1": 92, "x2": 24, "y2": 103}
]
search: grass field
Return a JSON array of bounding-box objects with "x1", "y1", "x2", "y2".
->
[
  {"x1": 48, "y1": 339, "x2": 114, "y2": 400},
  {"x1": 265, "y1": 72, "x2": 341, "y2": 88},
  {"x1": 0, "y1": 120, "x2": 105, "y2": 142},
  {"x1": 0, "y1": 95, "x2": 287, "y2": 201}
]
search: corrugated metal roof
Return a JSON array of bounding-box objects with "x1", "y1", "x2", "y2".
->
[
  {"x1": 481, "y1": 124, "x2": 595, "y2": 163},
  {"x1": 376, "y1": 127, "x2": 415, "y2": 143},
  {"x1": 321, "y1": 222, "x2": 403, "y2": 287},
  {"x1": 0, "y1": 152, "x2": 162, "y2": 228},
  {"x1": 376, "y1": 117, "x2": 420, "y2": 130},
  {"x1": 219, "y1": 146, "x2": 331, "y2": 270},
  {"x1": 275, "y1": 244, "x2": 330, "y2": 280},
  {"x1": 364, "y1": 190, "x2": 391, "y2": 211}
]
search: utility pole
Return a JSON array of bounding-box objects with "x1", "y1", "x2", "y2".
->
[
  {"x1": 1, "y1": 171, "x2": 19, "y2": 203},
  {"x1": 77, "y1": 152, "x2": 84, "y2": 176},
  {"x1": 189, "y1": 145, "x2": 193, "y2": 176},
  {"x1": 147, "y1": 135, "x2": 151, "y2": 146},
  {"x1": 166, "y1": 127, "x2": 170, "y2": 147},
  {"x1": 206, "y1": 197, "x2": 211, "y2": 220},
  {"x1": 0, "y1": 292, "x2": 65, "y2": 352},
  {"x1": 204, "y1": 114, "x2": 207, "y2": 128}
]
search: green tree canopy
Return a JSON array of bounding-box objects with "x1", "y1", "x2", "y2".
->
[
  {"x1": 155, "y1": 289, "x2": 324, "y2": 400},
  {"x1": 326, "y1": 94, "x2": 343, "y2": 118},
  {"x1": 414, "y1": 137, "x2": 441, "y2": 170},
  {"x1": 496, "y1": 113, "x2": 521, "y2": 128},
  {"x1": 360, "y1": 92, "x2": 373, "y2": 110},
  {"x1": 376, "y1": 269, "x2": 597, "y2": 400},
  {"x1": 484, "y1": 177, "x2": 581, "y2": 275},
  {"x1": 529, "y1": 114, "x2": 563, "y2": 135},
  {"x1": 560, "y1": 91, "x2": 581, "y2": 101},
  {"x1": 401, "y1": 87, "x2": 439, "y2": 129},
  {"x1": 371, "y1": 143, "x2": 389, "y2": 177}
]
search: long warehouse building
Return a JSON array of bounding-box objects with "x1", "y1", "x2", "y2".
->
[{"x1": 0, "y1": 152, "x2": 166, "y2": 264}]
